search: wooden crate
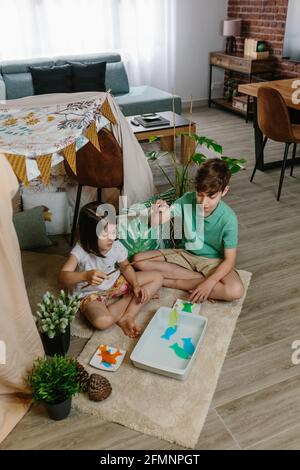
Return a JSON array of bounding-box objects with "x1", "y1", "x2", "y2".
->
[{"x1": 244, "y1": 38, "x2": 269, "y2": 60}]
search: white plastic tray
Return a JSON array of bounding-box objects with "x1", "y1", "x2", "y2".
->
[{"x1": 130, "y1": 307, "x2": 208, "y2": 380}]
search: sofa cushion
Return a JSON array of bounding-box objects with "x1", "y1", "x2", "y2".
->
[
  {"x1": 3, "y1": 73, "x2": 35, "y2": 99},
  {"x1": 54, "y1": 52, "x2": 121, "y2": 66},
  {"x1": 106, "y1": 62, "x2": 130, "y2": 95},
  {"x1": 1, "y1": 58, "x2": 54, "y2": 74},
  {"x1": 70, "y1": 61, "x2": 106, "y2": 92},
  {"x1": 1, "y1": 58, "x2": 54, "y2": 99},
  {"x1": 116, "y1": 86, "x2": 182, "y2": 116},
  {"x1": 29, "y1": 64, "x2": 73, "y2": 95},
  {"x1": 0, "y1": 74, "x2": 6, "y2": 100}
]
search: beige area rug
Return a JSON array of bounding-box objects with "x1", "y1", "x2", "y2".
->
[{"x1": 74, "y1": 270, "x2": 251, "y2": 449}]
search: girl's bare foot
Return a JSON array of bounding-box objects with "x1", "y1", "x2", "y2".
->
[{"x1": 117, "y1": 316, "x2": 141, "y2": 338}]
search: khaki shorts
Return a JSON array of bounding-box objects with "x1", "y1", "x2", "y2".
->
[{"x1": 159, "y1": 249, "x2": 222, "y2": 278}]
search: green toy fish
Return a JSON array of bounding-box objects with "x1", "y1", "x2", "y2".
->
[
  {"x1": 180, "y1": 301, "x2": 194, "y2": 313},
  {"x1": 170, "y1": 342, "x2": 191, "y2": 360}
]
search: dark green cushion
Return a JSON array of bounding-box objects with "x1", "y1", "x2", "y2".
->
[
  {"x1": 29, "y1": 64, "x2": 73, "y2": 95},
  {"x1": 69, "y1": 61, "x2": 107, "y2": 92},
  {"x1": 13, "y1": 206, "x2": 52, "y2": 250}
]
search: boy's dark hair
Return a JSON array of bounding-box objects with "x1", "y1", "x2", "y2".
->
[
  {"x1": 195, "y1": 158, "x2": 231, "y2": 195},
  {"x1": 78, "y1": 202, "x2": 107, "y2": 257}
]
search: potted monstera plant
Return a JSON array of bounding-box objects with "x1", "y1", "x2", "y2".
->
[
  {"x1": 26, "y1": 355, "x2": 81, "y2": 420},
  {"x1": 35, "y1": 290, "x2": 81, "y2": 356},
  {"x1": 146, "y1": 132, "x2": 246, "y2": 198}
]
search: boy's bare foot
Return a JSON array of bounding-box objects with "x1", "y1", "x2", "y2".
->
[{"x1": 117, "y1": 316, "x2": 141, "y2": 338}]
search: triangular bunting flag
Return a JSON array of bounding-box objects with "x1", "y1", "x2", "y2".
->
[
  {"x1": 63, "y1": 142, "x2": 77, "y2": 175},
  {"x1": 101, "y1": 97, "x2": 118, "y2": 125},
  {"x1": 86, "y1": 121, "x2": 101, "y2": 152},
  {"x1": 37, "y1": 154, "x2": 52, "y2": 186},
  {"x1": 5, "y1": 153, "x2": 28, "y2": 185}
]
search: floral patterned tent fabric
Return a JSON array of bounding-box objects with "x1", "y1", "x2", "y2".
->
[
  {"x1": 0, "y1": 92, "x2": 156, "y2": 208},
  {"x1": 0, "y1": 97, "x2": 103, "y2": 156},
  {"x1": 0, "y1": 93, "x2": 116, "y2": 185}
]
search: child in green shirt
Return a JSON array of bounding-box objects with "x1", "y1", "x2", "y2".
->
[{"x1": 133, "y1": 159, "x2": 244, "y2": 303}]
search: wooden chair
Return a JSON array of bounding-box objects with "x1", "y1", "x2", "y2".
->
[
  {"x1": 64, "y1": 127, "x2": 123, "y2": 245},
  {"x1": 250, "y1": 87, "x2": 300, "y2": 201}
]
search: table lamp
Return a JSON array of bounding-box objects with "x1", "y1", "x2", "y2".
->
[{"x1": 223, "y1": 19, "x2": 242, "y2": 54}]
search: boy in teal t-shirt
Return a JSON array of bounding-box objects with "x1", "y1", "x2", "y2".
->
[{"x1": 133, "y1": 159, "x2": 244, "y2": 303}]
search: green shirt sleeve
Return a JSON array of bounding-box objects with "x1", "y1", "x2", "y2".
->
[{"x1": 223, "y1": 214, "x2": 238, "y2": 249}]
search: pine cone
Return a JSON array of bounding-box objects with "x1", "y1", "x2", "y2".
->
[
  {"x1": 76, "y1": 361, "x2": 89, "y2": 393},
  {"x1": 88, "y1": 373, "x2": 112, "y2": 401}
]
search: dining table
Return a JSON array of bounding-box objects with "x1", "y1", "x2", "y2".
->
[{"x1": 239, "y1": 78, "x2": 300, "y2": 171}]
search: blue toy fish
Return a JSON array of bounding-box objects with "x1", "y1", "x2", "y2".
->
[
  {"x1": 182, "y1": 337, "x2": 195, "y2": 356},
  {"x1": 102, "y1": 361, "x2": 112, "y2": 368},
  {"x1": 170, "y1": 342, "x2": 191, "y2": 360},
  {"x1": 161, "y1": 325, "x2": 177, "y2": 340}
]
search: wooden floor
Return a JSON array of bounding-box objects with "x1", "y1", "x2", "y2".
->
[{"x1": 2, "y1": 106, "x2": 300, "y2": 450}]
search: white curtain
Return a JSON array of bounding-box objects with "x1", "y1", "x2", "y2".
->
[
  {"x1": 0, "y1": 0, "x2": 176, "y2": 91},
  {"x1": 118, "y1": 0, "x2": 177, "y2": 92}
]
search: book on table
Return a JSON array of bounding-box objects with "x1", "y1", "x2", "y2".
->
[{"x1": 134, "y1": 113, "x2": 170, "y2": 128}]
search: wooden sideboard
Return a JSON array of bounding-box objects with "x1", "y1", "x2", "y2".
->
[{"x1": 209, "y1": 51, "x2": 276, "y2": 122}]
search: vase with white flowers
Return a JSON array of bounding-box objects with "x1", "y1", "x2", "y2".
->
[{"x1": 35, "y1": 290, "x2": 81, "y2": 356}]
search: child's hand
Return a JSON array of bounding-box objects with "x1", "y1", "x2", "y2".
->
[
  {"x1": 133, "y1": 285, "x2": 148, "y2": 304},
  {"x1": 189, "y1": 278, "x2": 217, "y2": 303},
  {"x1": 154, "y1": 199, "x2": 169, "y2": 212},
  {"x1": 84, "y1": 269, "x2": 108, "y2": 286}
]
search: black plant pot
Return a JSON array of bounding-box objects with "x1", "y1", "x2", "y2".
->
[
  {"x1": 44, "y1": 396, "x2": 72, "y2": 421},
  {"x1": 41, "y1": 324, "x2": 70, "y2": 357}
]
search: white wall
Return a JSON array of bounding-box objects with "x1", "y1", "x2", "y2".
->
[{"x1": 175, "y1": 0, "x2": 228, "y2": 106}]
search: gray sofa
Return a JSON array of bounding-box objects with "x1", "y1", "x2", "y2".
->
[{"x1": 0, "y1": 52, "x2": 181, "y2": 116}]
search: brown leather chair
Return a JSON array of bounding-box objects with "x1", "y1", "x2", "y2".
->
[
  {"x1": 64, "y1": 127, "x2": 123, "y2": 245},
  {"x1": 250, "y1": 87, "x2": 300, "y2": 200}
]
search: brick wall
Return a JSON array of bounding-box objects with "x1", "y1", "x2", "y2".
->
[{"x1": 227, "y1": 0, "x2": 300, "y2": 77}]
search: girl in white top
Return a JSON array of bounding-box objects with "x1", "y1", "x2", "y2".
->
[{"x1": 59, "y1": 202, "x2": 163, "y2": 338}]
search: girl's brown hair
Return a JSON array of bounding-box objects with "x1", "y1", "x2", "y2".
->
[{"x1": 78, "y1": 202, "x2": 108, "y2": 257}]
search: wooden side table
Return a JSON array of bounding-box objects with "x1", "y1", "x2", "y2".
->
[
  {"x1": 209, "y1": 51, "x2": 276, "y2": 122},
  {"x1": 127, "y1": 111, "x2": 196, "y2": 164}
]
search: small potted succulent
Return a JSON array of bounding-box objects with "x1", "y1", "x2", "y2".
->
[
  {"x1": 35, "y1": 290, "x2": 81, "y2": 356},
  {"x1": 26, "y1": 355, "x2": 81, "y2": 420}
]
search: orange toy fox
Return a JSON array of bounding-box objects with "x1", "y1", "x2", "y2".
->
[{"x1": 97, "y1": 345, "x2": 122, "y2": 365}]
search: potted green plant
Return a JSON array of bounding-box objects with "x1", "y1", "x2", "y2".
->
[
  {"x1": 35, "y1": 290, "x2": 81, "y2": 356},
  {"x1": 146, "y1": 133, "x2": 246, "y2": 198},
  {"x1": 224, "y1": 78, "x2": 238, "y2": 102},
  {"x1": 26, "y1": 355, "x2": 81, "y2": 420}
]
